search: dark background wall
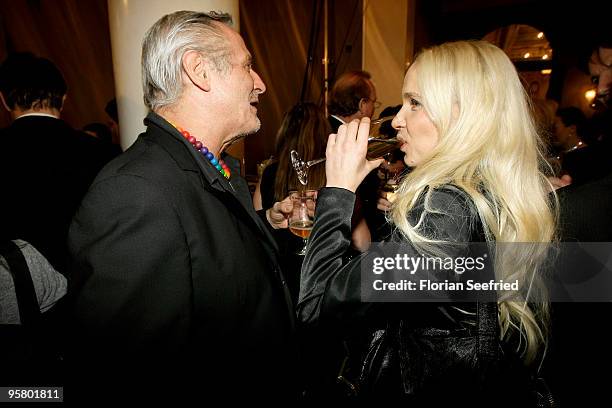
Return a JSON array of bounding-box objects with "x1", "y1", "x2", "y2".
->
[{"x1": 415, "y1": 0, "x2": 605, "y2": 102}]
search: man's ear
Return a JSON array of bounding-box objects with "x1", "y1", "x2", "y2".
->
[
  {"x1": 358, "y1": 98, "x2": 368, "y2": 114},
  {"x1": 60, "y1": 94, "x2": 67, "y2": 112},
  {"x1": 182, "y1": 50, "x2": 211, "y2": 92},
  {"x1": 0, "y1": 92, "x2": 11, "y2": 112}
]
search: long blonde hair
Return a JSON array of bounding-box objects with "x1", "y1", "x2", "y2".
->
[{"x1": 391, "y1": 41, "x2": 557, "y2": 364}]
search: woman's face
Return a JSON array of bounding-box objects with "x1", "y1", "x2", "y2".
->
[{"x1": 392, "y1": 67, "x2": 439, "y2": 167}]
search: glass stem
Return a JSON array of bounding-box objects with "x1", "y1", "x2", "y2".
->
[{"x1": 306, "y1": 158, "x2": 326, "y2": 167}]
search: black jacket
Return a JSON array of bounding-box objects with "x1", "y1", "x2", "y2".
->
[
  {"x1": 328, "y1": 115, "x2": 344, "y2": 133},
  {"x1": 545, "y1": 172, "x2": 612, "y2": 407},
  {"x1": 67, "y1": 112, "x2": 297, "y2": 400},
  {"x1": 0, "y1": 116, "x2": 107, "y2": 274},
  {"x1": 298, "y1": 187, "x2": 535, "y2": 405}
]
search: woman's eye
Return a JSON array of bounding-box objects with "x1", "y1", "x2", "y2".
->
[{"x1": 410, "y1": 98, "x2": 421, "y2": 109}]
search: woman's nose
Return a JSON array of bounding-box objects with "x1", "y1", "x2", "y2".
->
[{"x1": 391, "y1": 114, "x2": 403, "y2": 130}]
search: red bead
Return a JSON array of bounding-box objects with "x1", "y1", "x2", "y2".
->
[
  {"x1": 188, "y1": 136, "x2": 196, "y2": 144},
  {"x1": 181, "y1": 130, "x2": 190, "y2": 138},
  {"x1": 195, "y1": 141, "x2": 203, "y2": 149},
  {"x1": 221, "y1": 163, "x2": 229, "y2": 169}
]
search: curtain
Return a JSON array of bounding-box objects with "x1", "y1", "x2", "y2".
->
[
  {"x1": 0, "y1": 0, "x2": 115, "y2": 131},
  {"x1": 240, "y1": 0, "x2": 362, "y2": 175}
]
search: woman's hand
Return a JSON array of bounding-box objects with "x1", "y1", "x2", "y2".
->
[{"x1": 325, "y1": 118, "x2": 385, "y2": 192}]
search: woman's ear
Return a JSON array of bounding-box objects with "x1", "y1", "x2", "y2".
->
[{"x1": 182, "y1": 50, "x2": 211, "y2": 92}]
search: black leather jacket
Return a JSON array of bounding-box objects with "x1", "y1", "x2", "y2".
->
[{"x1": 298, "y1": 186, "x2": 536, "y2": 405}]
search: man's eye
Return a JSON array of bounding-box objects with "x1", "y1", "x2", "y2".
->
[{"x1": 591, "y1": 76, "x2": 599, "y2": 85}]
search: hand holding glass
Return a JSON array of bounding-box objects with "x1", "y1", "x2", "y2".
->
[{"x1": 291, "y1": 115, "x2": 399, "y2": 185}]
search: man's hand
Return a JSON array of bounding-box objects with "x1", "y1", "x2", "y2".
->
[
  {"x1": 266, "y1": 195, "x2": 293, "y2": 229},
  {"x1": 548, "y1": 174, "x2": 572, "y2": 191},
  {"x1": 377, "y1": 191, "x2": 394, "y2": 212}
]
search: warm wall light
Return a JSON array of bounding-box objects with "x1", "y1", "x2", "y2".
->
[
  {"x1": 524, "y1": 52, "x2": 530, "y2": 59},
  {"x1": 537, "y1": 32, "x2": 544, "y2": 39},
  {"x1": 585, "y1": 89, "x2": 597, "y2": 101},
  {"x1": 541, "y1": 69, "x2": 552, "y2": 75},
  {"x1": 542, "y1": 54, "x2": 549, "y2": 60}
]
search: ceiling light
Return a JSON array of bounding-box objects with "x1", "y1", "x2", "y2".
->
[{"x1": 585, "y1": 89, "x2": 597, "y2": 101}]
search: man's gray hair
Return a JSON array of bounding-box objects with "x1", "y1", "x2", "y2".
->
[{"x1": 142, "y1": 10, "x2": 232, "y2": 111}]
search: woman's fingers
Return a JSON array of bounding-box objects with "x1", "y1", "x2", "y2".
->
[
  {"x1": 325, "y1": 117, "x2": 381, "y2": 192},
  {"x1": 356, "y1": 117, "x2": 371, "y2": 149},
  {"x1": 341, "y1": 119, "x2": 360, "y2": 148}
]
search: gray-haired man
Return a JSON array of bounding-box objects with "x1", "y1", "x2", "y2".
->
[{"x1": 68, "y1": 11, "x2": 296, "y2": 401}]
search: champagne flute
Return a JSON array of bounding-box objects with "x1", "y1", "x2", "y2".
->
[
  {"x1": 290, "y1": 115, "x2": 398, "y2": 185},
  {"x1": 288, "y1": 191, "x2": 316, "y2": 255}
]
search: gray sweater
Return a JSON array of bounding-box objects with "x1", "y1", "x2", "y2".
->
[{"x1": 0, "y1": 240, "x2": 67, "y2": 324}]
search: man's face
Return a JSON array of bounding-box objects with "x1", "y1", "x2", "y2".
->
[
  {"x1": 214, "y1": 25, "x2": 266, "y2": 144},
  {"x1": 588, "y1": 46, "x2": 612, "y2": 108},
  {"x1": 553, "y1": 116, "x2": 571, "y2": 149}
]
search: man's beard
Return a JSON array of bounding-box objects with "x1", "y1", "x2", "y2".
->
[{"x1": 220, "y1": 118, "x2": 261, "y2": 153}]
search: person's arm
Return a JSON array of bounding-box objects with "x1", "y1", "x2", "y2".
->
[
  {"x1": 297, "y1": 187, "x2": 375, "y2": 328},
  {"x1": 68, "y1": 175, "x2": 191, "y2": 352},
  {"x1": 297, "y1": 186, "x2": 476, "y2": 329},
  {"x1": 297, "y1": 119, "x2": 476, "y2": 330}
]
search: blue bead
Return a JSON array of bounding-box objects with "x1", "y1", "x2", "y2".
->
[
  {"x1": 205, "y1": 152, "x2": 214, "y2": 160},
  {"x1": 200, "y1": 147, "x2": 208, "y2": 154},
  {"x1": 216, "y1": 164, "x2": 222, "y2": 170},
  {"x1": 211, "y1": 158, "x2": 218, "y2": 165}
]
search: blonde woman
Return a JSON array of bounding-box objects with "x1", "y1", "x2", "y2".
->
[{"x1": 298, "y1": 40, "x2": 556, "y2": 405}]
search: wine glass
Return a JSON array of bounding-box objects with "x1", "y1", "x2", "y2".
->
[
  {"x1": 290, "y1": 115, "x2": 398, "y2": 185},
  {"x1": 289, "y1": 191, "x2": 316, "y2": 255}
]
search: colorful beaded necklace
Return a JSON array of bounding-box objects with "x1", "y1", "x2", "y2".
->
[{"x1": 173, "y1": 125, "x2": 231, "y2": 179}]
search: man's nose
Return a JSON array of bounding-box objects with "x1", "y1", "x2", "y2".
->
[{"x1": 252, "y1": 70, "x2": 266, "y2": 94}]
